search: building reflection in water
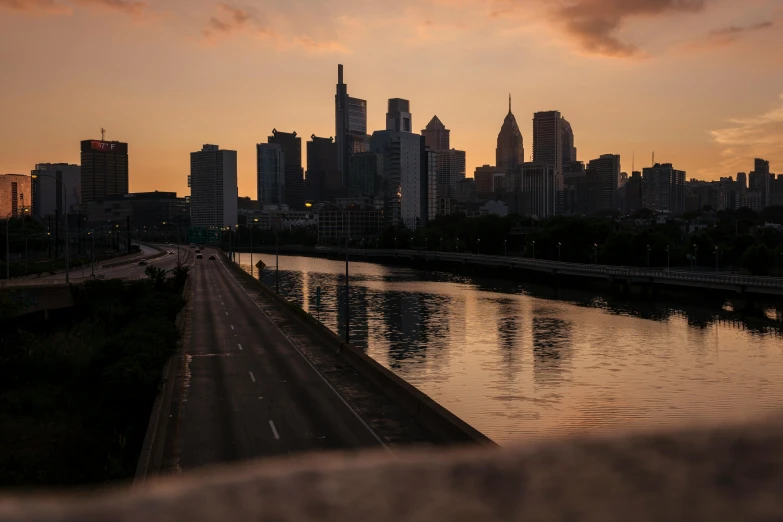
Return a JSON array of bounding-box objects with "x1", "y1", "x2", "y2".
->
[{"x1": 531, "y1": 308, "x2": 573, "y2": 387}]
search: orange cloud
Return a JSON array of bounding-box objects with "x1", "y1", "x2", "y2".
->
[
  {"x1": 202, "y1": 2, "x2": 347, "y2": 53},
  {"x1": 0, "y1": 0, "x2": 149, "y2": 17},
  {"x1": 710, "y1": 94, "x2": 783, "y2": 172},
  {"x1": 0, "y1": 0, "x2": 70, "y2": 13},
  {"x1": 551, "y1": 0, "x2": 705, "y2": 58},
  {"x1": 701, "y1": 20, "x2": 774, "y2": 46}
]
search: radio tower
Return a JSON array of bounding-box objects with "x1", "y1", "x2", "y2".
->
[{"x1": 101, "y1": 127, "x2": 106, "y2": 141}]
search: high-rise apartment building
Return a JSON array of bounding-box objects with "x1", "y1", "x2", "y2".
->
[
  {"x1": 587, "y1": 154, "x2": 621, "y2": 213},
  {"x1": 474, "y1": 165, "x2": 503, "y2": 200},
  {"x1": 496, "y1": 96, "x2": 524, "y2": 172},
  {"x1": 306, "y1": 135, "x2": 340, "y2": 202},
  {"x1": 0, "y1": 174, "x2": 32, "y2": 218},
  {"x1": 625, "y1": 171, "x2": 643, "y2": 214},
  {"x1": 737, "y1": 172, "x2": 748, "y2": 192},
  {"x1": 422, "y1": 116, "x2": 450, "y2": 151},
  {"x1": 189, "y1": 144, "x2": 238, "y2": 228},
  {"x1": 256, "y1": 143, "x2": 285, "y2": 207},
  {"x1": 335, "y1": 64, "x2": 368, "y2": 187},
  {"x1": 642, "y1": 163, "x2": 685, "y2": 215},
  {"x1": 267, "y1": 129, "x2": 305, "y2": 210},
  {"x1": 80, "y1": 139, "x2": 128, "y2": 203},
  {"x1": 30, "y1": 163, "x2": 81, "y2": 218}
]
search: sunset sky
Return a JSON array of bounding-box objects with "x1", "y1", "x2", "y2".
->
[{"x1": 1, "y1": 0, "x2": 781, "y2": 198}]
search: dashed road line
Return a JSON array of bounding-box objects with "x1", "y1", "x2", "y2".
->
[
  {"x1": 269, "y1": 420, "x2": 279, "y2": 440},
  {"x1": 249, "y1": 371, "x2": 256, "y2": 383}
]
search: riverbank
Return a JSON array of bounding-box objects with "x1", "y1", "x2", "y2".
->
[{"x1": 0, "y1": 272, "x2": 187, "y2": 488}]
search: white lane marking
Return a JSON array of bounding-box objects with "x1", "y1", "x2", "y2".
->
[
  {"x1": 225, "y1": 311, "x2": 229, "y2": 316},
  {"x1": 216, "y1": 257, "x2": 393, "y2": 455},
  {"x1": 269, "y1": 420, "x2": 280, "y2": 440},
  {"x1": 238, "y1": 343, "x2": 243, "y2": 351},
  {"x1": 230, "y1": 325, "x2": 235, "y2": 330},
  {"x1": 249, "y1": 371, "x2": 256, "y2": 383}
]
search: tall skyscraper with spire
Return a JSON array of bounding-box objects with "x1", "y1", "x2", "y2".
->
[
  {"x1": 335, "y1": 64, "x2": 368, "y2": 188},
  {"x1": 496, "y1": 95, "x2": 524, "y2": 172},
  {"x1": 422, "y1": 116, "x2": 450, "y2": 151}
]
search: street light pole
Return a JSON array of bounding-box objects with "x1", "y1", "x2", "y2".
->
[
  {"x1": 593, "y1": 243, "x2": 598, "y2": 264},
  {"x1": 477, "y1": 238, "x2": 481, "y2": 255},
  {"x1": 531, "y1": 240, "x2": 536, "y2": 259},
  {"x1": 666, "y1": 246, "x2": 670, "y2": 271},
  {"x1": 504, "y1": 240, "x2": 507, "y2": 257},
  {"x1": 646, "y1": 244, "x2": 651, "y2": 267},
  {"x1": 557, "y1": 242, "x2": 562, "y2": 262}
]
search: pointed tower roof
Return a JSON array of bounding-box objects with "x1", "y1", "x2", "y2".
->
[{"x1": 426, "y1": 115, "x2": 446, "y2": 130}]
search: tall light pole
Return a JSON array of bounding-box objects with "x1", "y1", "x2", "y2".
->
[
  {"x1": 250, "y1": 218, "x2": 258, "y2": 278},
  {"x1": 557, "y1": 241, "x2": 562, "y2": 262},
  {"x1": 504, "y1": 240, "x2": 507, "y2": 257},
  {"x1": 693, "y1": 244, "x2": 699, "y2": 270},
  {"x1": 646, "y1": 244, "x2": 651, "y2": 267},
  {"x1": 593, "y1": 243, "x2": 598, "y2": 264},
  {"x1": 477, "y1": 238, "x2": 481, "y2": 255},
  {"x1": 666, "y1": 245, "x2": 670, "y2": 271},
  {"x1": 32, "y1": 174, "x2": 70, "y2": 283},
  {"x1": 440, "y1": 237, "x2": 443, "y2": 252},
  {"x1": 531, "y1": 240, "x2": 536, "y2": 259},
  {"x1": 306, "y1": 201, "x2": 350, "y2": 343}
]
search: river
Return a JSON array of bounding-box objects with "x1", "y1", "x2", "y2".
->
[{"x1": 235, "y1": 252, "x2": 783, "y2": 445}]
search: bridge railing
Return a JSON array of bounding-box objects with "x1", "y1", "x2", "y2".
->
[{"x1": 337, "y1": 248, "x2": 783, "y2": 289}]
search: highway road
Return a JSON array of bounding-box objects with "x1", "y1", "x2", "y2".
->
[
  {"x1": 169, "y1": 247, "x2": 394, "y2": 471},
  {"x1": 8, "y1": 243, "x2": 192, "y2": 284}
]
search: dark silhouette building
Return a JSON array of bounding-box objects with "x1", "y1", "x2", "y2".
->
[
  {"x1": 268, "y1": 129, "x2": 305, "y2": 210},
  {"x1": 80, "y1": 139, "x2": 128, "y2": 203},
  {"x1": 496, "y1": 96, "x2": 524, "y2": 172},
  {"x1": 335, "y1": 64, "x2": 368, "y2": 188},
  {"x1": 422, "y1": 116, "x2": 450, "y2": 151},
  {"x1": 306, "y1": 135, "x2": 341, "y2": 202}
]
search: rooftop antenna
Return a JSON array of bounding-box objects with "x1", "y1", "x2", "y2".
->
[
  {"x1": 632, "y1": 151, "x2": 635, "y2": 172},
  {"x1": 652, "y1": 151, "x2": 655, "y2": 167},
  {"x1": 101, "y1": 127, "x2": 106, "y2": 141},
  {"x1": 509, "y1": 93, "x2": 511, "y2": 113}
]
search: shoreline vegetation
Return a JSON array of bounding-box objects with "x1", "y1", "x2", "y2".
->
[{"x1": 0, "y1": 264, "x2": 188, "y2": 488}]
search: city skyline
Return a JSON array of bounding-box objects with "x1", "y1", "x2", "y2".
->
[{"x1": 0, "y1": 0, "x2": 781, "y2": 198}]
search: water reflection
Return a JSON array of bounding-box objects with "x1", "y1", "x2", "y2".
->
[{"x1": 238, "y1": 253, "x2": 783, "y2": 445}]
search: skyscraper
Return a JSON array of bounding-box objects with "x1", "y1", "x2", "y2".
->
[
  {"x1": 422, "y1": 116, "x2": 450, "y2": 151},
  {"x1": 348, "y1": 152, "x2": 383, "y2": 198},
  {"x1": 335, "y1": 64, "x2": 368, "y2": 187},
  {"x1": 561, "y1": 117, "x2": 577, "y2": 164},
  {"x1": 496, "y1": 96, "x2": 524, "y2": 172},
  {"x1": 422, "y1": 143, "x2": 438, "y2": 226},
  {"x1": 587, "y1": 154, "x2": 621, "y2": 213},
  {"x1": 386, "y1": 99, "x2": 412, "y2": 133},
  {"x1": 306, "y1": 135, "x2": 340, "y2": 202},
  {"x1": 189, "y1": 144, "x2": 238, "y2": 228},
  {"x1": 533, "y1": 111, "x2": 564, "y2": 176},
  {"x1": 31, "y1": 163, "x2": 81, "y2": 219},
  {"x1": 268, "y1": 129, "x2": 305, "y2": 210},
  {"x1": 371, "y1": 98, "x2": 424, "y2": 228},
  {"x1": 519, "y1": 163, "x2": 557, "y2": 218},
  {"x1": 80, "y1": 139, "x2": 128, "y2": 203},
  {"x1": 437, "y1": 149, "x2": 466, "y2": 199},
  {"x1": 256, "y1": 143, "x2": 285, "y2": 206}
]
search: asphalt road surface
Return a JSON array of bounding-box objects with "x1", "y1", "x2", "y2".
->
[{"x1": 171, "y1": 248, "x2": 388, "y2": 470}]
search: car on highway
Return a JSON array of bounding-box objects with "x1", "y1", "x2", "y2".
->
[
  {"x1": 196, "y1": 253, "x2": 203, "y2": 259},
  {"x1": 195, "y1": 249, "x2": 200, "y2": 254},
  {"x1": 138, "y1": 259, "x2": 148, "y2": 266},
  {"x1": 208, "y1": 254, "x2": 216, "y2": 260},
  {"x1": 199, "y1": 244, "x2": 205, "y2": 250}
]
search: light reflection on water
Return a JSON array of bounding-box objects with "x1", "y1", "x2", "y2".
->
[{"x1": 237, "y1": 253, "x2": 783, "y2": 445}]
